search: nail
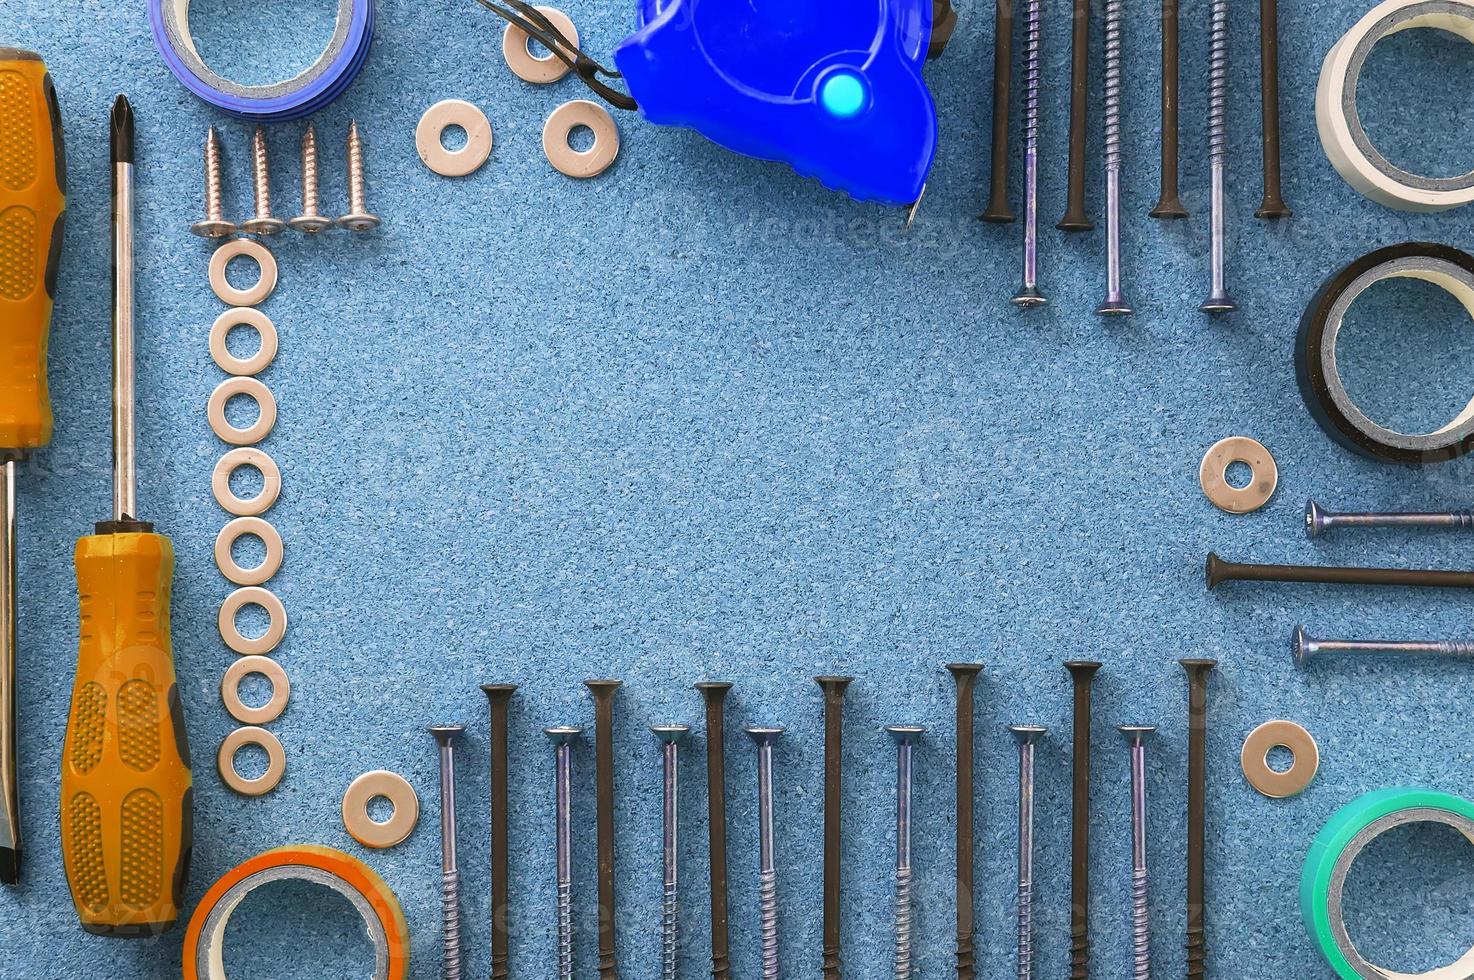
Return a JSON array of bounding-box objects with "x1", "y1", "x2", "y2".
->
[
  {"x1": 481, "y1": 684, "x2": 517, "y2": 980},
  {"x1": 816, "y1": 675, "x2": 854, "y2": 979},
  {"x1": 1206, "y1": 552, "x2": 1474, "y2": 590},
  {"x1": 585, "y1": 679, "x2": 622, "y2": 980}
]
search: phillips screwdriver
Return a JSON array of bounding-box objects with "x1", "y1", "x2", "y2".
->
[
  {"x1": 0, "y1": 47, "x2": 66, "y2": 887},
  {"x1": 59, "y1": 95, "x2": 191, "y2": 936}
]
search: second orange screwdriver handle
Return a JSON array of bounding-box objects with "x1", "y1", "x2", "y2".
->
[{"x1": 61, "y1": 532, "x2": 191, "y2": 936}]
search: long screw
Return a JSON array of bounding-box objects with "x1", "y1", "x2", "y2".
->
[
  {"x1": 1150, "y1": 0, "x2": 1188, "y2": 218},
  {"x1": 1011, "y1": 0, "x2": 1046, "y2": 308},
  {"x1": 585, "y1": 680, "x2": 623, "y2": 980},
  {"x1": 1293, "y1": 625, "x2": 1474, "y2": 666},
  {"x1": 290, "y1": 123, "x2": 334, "y2": 234},
  {"x1": 1206, "y1": 553, "x2": 1474, "y2": 590},
  {"x1": 888, "y1": 726, "x2": 924, "y2": 980},
  {"x1": 653, "y1": 725, "x2": 690, "y2": 980},
  {"x1": 430, "y1": 724, "x2": 467, "y2": 980},
  {"x1": 981, "y1": 0, "x2": 1016, "y2": 223},
  {"x1": 1066, "y1": 663, "x2": 1101, "y2": 980},
  {"x1": 1097, "y1": 0, "x2": 1132, "y2": 317},
  {"x1": 1305, "y1": 499, "x2": 1474, "y2": 539},
  {"x1": 1200, "y1": 0, "x2": 1237, "y2": 314},
  {"x1": 946, "y1": 664, "x2": 982, "y2": 980},
  {"x1": 696, "y1": 682, "x2": 734, "y2": 980},
  {"x1": 190, "y1": 127, "x2": 236, "y2": 238},
  {"x1": 240, "y1": 127, "x2": 285, "y2": 235},
  {"x1": 1010, "y1": 724, "x2": 1046, "y2": 980},
  {"x1": 546, "y1": 726, "x2": 583, "y2": 980},
  {"x1": 1058, "y1": 0, "x2": 1092, "y2": 231},
  {"x1": 1119, "y1": 725, "x2": 1156, "y2": 980},
  {"x1": 748, "y1": 726, "x2": 785, "y2": 980},
  {"x1": 1180, "y1": 659, "x2": 1216, "y2": 980},
  {"x1": 816, "y1": 676, "x2": 854, "y2": 979},
  {"x1": 481, "y1": 685, "x2": 518, "y2": 980},
  {"x1": 338, "y1": 120, "x2": 381, "y2": 232},
  {"x1": 1256, "y1": 0, "x2": 1291, "y2": 219}
]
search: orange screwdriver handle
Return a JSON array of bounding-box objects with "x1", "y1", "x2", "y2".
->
[
  {"x1": 61, "y1": 532, "x2": 191, "y2": 936},
  {"x1": 0, "y1": 49, "x2": 65, "y2": 454}
]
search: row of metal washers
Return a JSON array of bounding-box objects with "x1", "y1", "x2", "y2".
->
[{"x1": 986, "y1": 0, "x2": 1289, "y2": 314}]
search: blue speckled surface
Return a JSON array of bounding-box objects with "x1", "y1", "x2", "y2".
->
[{"x1": 4, "y1": 0, "x2": 1474, "y2": 977}]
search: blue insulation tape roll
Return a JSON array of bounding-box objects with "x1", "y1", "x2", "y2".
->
[{"x1": 149, "y1": 0, "x2": 375, "y2": 122}]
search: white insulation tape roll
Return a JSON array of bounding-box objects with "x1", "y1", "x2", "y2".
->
[{"x1": 1317, "y1": 0, "x2": 1474, "y2": 211}]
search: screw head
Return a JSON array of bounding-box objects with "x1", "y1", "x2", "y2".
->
[
  {"x1": 1200, "y1": 294, "x2": 1239, "y2": 315},
  {"x1": 652, "y1": 724, "x2": 690, "y2": 744},
  {"x1": 337, "y1": 212, "x2": 381, "y2": 232},
  {"x1": 815, "y1": 676, "x2": 854, "y2": 692},
  {"x1": 1096, "y1": 297, "x2": 1134, "y2": 317},
  {"x1": 190, "y1": 219, "x2": 237, "y2": 238},
  {"x1": 886, "y1": 724, "x2": 925, "y2": 745},
  {"x1": 545, "y1": 725, "x2": 584, "y2": 746},
  {"x1": 1117, "y1": 724, "x2": 1157, "y2": 742},
  {"x1": 1065, "y1": 661, "x2": 1102, "y2": 679},
  {"x1": 745, "y1": 725, "x2": 785, "y2": 745},
  {"x1": 1292, "y1": 625, "x2": 1314, "y2": 667},
  {"x1": 289, "y1": 214, "x2": 335, "y2": 234},
  {"x1": 1009, "y1": 723, "x2": 1047, "y2": 745},
  {"x1": 1011, "y1": 286, "x2": 1049, "y2": 308},
  {"x1": 1305, "y1": 500, "x2": 1329, "y2": 540},
  {"x1": 240, "y1": 217, "x2": 286, "y2": 236},
  {"x1": 584, "y1": 679, "x2": 623, "y2": 701},
  {"x1": 480, "y1": 683, "x2": 518, "y2": 702},
  {"x1": 1149, "y1": 198, "x2": 1189, "y2": 219},
  {"x1": 945, "y1": 662, "x2": 983, "y2": 678},
  {"x1": 429, "y1": 724, "x2": 466, "y2": 745}
]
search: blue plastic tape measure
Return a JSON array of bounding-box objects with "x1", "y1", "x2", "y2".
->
[{"x1": 614, "y1": 0, "x2": 948, "y2": 206}]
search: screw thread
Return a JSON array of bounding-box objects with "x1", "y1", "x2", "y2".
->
[
  {"x1": 661, "y1": 879, "x2": 679, "y2": 980},
  {"x1": 556, "y1": 879, "x2": 575, "y2": 980},
  {"x1": 1439, "y1": 641, "x2": 1474, "y2": 656},
  {"x1": 346, "y1": 120, "x2": 367, "y2": 213},
  {"x1": 300, "y1": 124, "x2": 321, "y2": 218},
  {"x1": 441, "y1": 868, "x2": 463, "y2": 980},
  {"x1": 1016, "y1": 880, "x2": 1034, "y2": 980},
  {"x1": 1459, "y1": 511, "x2": 1474, "y2": 528},
  {"x1": 758, "y1": 868, "x2": 780, "y2": 980},
  {"x1": 712, "y1": 952, "x2": 732, "y2": 980},
  {"x1": 956, "y1": 932, "x2": 976, "y2": 980},
  {"x1": 1186, "y1": 925, "x2": 1207, "y2": 979},
  {"x1": 1131, "y1": 867, "x2": 1150, "y2": 980},
  {"x1": 893, "y1": 866, "x2": 914, "y2": 980},
  {"x1": 204, "y1": 127, "x2": 226, "y2": 221},
  {"x1": 1206, "y1": 0, "x2": 1229, "y2": 163},
  {"x1": 1020, "y1": 0, "x2": 1041, "y2": 153},
  {"x1": 1102, "y1": 0, "x2": 1124, "y2": 168},
  {"x1": 251, "y1": 127, "x2": 273, "y2": 219},
  {"x1": 1068, "y1": 931, "x2": 1088, "y2": 980}
]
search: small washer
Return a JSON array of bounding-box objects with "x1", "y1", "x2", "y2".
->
[
  {"x1": 1241, "y1": 720, "x2": 1320, "y2": 798},
  {"x1": 208, "y1": 377, "x2": 277, "y2": 446},
  {"x1": 1200, "y1": 436, "x2": 1278, "y2": 514},
  {"x1": 221, "y1": 656, "x2": 291, "y2": 725},
  {"x1": 210, "y1": 307, "x2": 278, "y2": 376},
  {"x1": 416, "y1": 100, "x2": 494, "y2": 177},
  {"x1": 209, "y1": 238, "x2": 278, "y2": 307},
  {"x1": 212, "y1": 447, "x2": 282, "y2": 517},
  {"x1": 219, "y1": 586, "x2": 288, "y2": 656},
  {"x1": 215, "y1": 517, "x2": 284, "y2": 587},
  {"x1": 218, "y1": 726, "x2": 286, "y2": 796},
  {"x1": 543, "y1": 100, "x2": 620, "y2": 179},
  {"x1": 503, "y1": 6, "x2": 579, "y2": 84},
  {"x1": 342, "y1": 771, "x2": 421, "y2": 849}
]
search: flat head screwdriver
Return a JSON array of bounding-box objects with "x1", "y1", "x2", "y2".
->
[{"x1": 59, "y1": 96, "x2": 191, "y2": 935}]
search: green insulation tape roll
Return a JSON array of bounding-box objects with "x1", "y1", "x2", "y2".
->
[{"x1": 1301, "y1": 787, "x2": 1474, "y2": 979}]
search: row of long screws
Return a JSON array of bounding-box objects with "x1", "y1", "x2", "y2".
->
[
  {"x1": 422, "y1": 664, "x2": 1218, "y2": 980},
  {"x1": 989, "y1": 0, "x2": 1289, "y2": 314},
  {"x1": 191, "y1": 121, "x2": 378, "y2": 240}
]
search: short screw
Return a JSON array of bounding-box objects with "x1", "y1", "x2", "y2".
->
[
  {"x1": 290, "y1": 123, "x2": 334, "y2": 234},
  {"x1": 816, "y1": 675, "x2": 854, "y2": 979},
  {"x1": 481, "y1": 684, "x2": 518, "y2": 980},
  {"x1": 545, "y1": 726, "x2": 583, "y2": 980},
  {"x1": 338, "y1": 120, "x2": 381, "y2": 232},
  {"x1": 946, "y1": 664, "x2": 983, "y2": 980},
  {"x1": 748, "y1": 726, "x2": 785, "y2": 980},
  {"x1": 1119, "y1": 725, "x2": 1156, "y2": 980},
  {"x1": 696, "y1": 682, "x2": 735, "y2": 980},
  {"x1": 1199, "y1": 0, "x2": 1237, "y2": 314},
  {"x1": 430, "y1": 724, "x2": 467, "y2": 980},
  {"x1": 1292, "y1": 625, "x2": 1474, "y2": 666},
  {"x1": 887, "y1": 725, "x2": 925, "y2": 980},
  {"x1": 653, "y1": 725, "x2": 690, "y2": 980},
  {"x1": 1011, "y1": 0, "x2": 1047, "y2": 308},
  {"x1": 585, "y1": 680, "x2": 623, "y2": 980},
  {"x1": 1305, "y1": 499, "x2": 1474, "y2": 539},
  {"x1": 191, "y1": 127, "x2": 236, "y2": 239},
  {"x1": 240, "y1": 127, "x2": 285, "y2": 236},
  {"x1": 1065, "y1": 663, "x2": 1101, "y2": 980},
  {"x1": 1096, "y1": 0, "x2": 1132, "y2": 317},
  {"x1": 1179, "y1": 659, "x2": 1216, "y2": 980},
  {"x1": 1010, "y1": 724, "x2": 1047, "y2": 980}
]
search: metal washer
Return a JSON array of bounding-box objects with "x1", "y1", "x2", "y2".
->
[
  {"x1": 221, "y1": 655, "x2": 290, "y2": 725},
  {"x1": 503, "y1": 6, "x2": 579, "y2": 84},
  {"x1": 342, "y1": 771, "x2": 420, "y2": 849},
  {"x1": 416, "y1": 100, "x2": 493, "y2": 177},
  {"x1": 210, "y1": 307, "x2": 278, "y2": 376},
  {"x1": 212, "y1": 447, "x2": 282, "y2": 517},
  {"x1": 219, "y1": 586, "x2": 288, "y2": 656},
  {"x1": 1241, "y1": 720, "x2": 1319, "y2": 798},
  {"x1": 543, "y1": 100, "x2": 620, "y2": 179},
  {"x1": 215, "y1": 516, "x2": 284, "y2": 587},
  {"x1": 1200, "y1": 436, "x2": 1277, "y2": 514},
  {"x1": 218, "y1": 726, "x2": 286, "y2": 796},
  {"x1": 209, "y1": 238, "x2": 278, "y2": 307},
  {"x1": 208, "y1": 377, "x2": 277, "y2": 446}
]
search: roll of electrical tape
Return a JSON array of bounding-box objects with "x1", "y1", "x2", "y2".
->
[
  {"x1": 183, "y1": 845, "x2": 409, "y2": 980},
  {"x1": 1317, "y1": 0, "x2": 1474, "y2": 211},
  {"x1": 1301, "y1": 788, "x2": 1474, "y2": 979},
  {"x1": 149, "y1": 0, "x2": 376, "y2": 122},
  {"x1": 1296, "y1": 242, "x2": 1474, "y2": 465}
]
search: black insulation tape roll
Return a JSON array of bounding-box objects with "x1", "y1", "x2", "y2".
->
[{"x1": 1296, "y1": 242, "x2": 1474, "y2": 466}]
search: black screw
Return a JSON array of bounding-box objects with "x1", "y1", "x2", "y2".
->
[
  {"x1": 1150, "y1": 0, "x2": 1189, "y2": 218},
  {"x1": 981, "y1": 0, "x2": 1017, "y2": 222},
  {"x1": 1066, "y1": 661, "x2": 1101, "y2": 980},
  {"x1": 816, "y1": 676, "x2": 854, "y2": 979},
  {"x1": 1180, "y1": 659, "x2": 1216, "y2": 980},
  {"x1": 696, "y1": 682, "x2": 734, "y2": 980},
  {"x1": 585, "y1": 679, "x2": 622, "y2": 980},
  {"x1": 1206, "y1": 553, "x2": 1474, "y2": 590},
  {"x1": 946, "y1": 664, "x2": 983, "y2": 980},
  {"x1": 481, "y1": 684, "x2": 517, "y2": 980},
  {"x1": 1058, "y1": 0, "x2": 1093, "y2": 231},
  {"x1": 1255, "y1": 0, "x2": 1291, "y2": 218}
]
